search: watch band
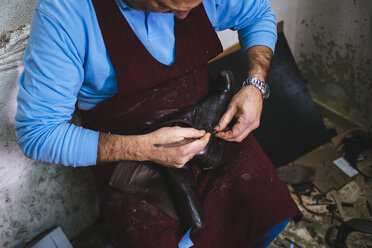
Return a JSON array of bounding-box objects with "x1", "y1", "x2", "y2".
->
[{"x1": 242, "y1": 77, "x2": 270, "y2": 100}]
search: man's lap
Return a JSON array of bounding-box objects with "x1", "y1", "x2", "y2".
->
[{"x1": 96, "y1": 134, "x2": 300, "y2": 247}]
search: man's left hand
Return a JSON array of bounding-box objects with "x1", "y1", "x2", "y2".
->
[{"x1": 214, "y1": 85, "x2": 263, "y2": 142}]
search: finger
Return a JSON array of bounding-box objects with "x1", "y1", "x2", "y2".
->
[
  {"x1": 185, "y1": 132, "x2": 211, "y2": 153},
  {"x1": 218, "y1": 118, "x2": 259, "y2": 142},
  {"x1": 174, "y1": 127, "x2": 206, "y2": 138},
  {"x1": 234, "y1": 119, "x2": 260, "y2": 141},
  {"x1": 170, "y1": 133, "x2": 210, "y2": 167},
  {"x1": 233, "y1": 127, "x2": 252, "y2": 142},
  {"x1": 194, "y1": 132, "x2": 211, "y2": 148},
  {"x1": 214, "y1": 105, "x2": 236, "y2": 132},
  {"x1": 199, "y1": 132, "x2": 211, "y2": 145},
  {"x1": 216, "y1": 121, "x2": 245, "y2": 140}
]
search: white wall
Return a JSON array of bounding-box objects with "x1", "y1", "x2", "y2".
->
[
  {"x1": 0, "y1": 0, "x2": 37, "y2": 35},
  {"x1": 271, "y1": 0, "x2": 299, "y2": 53},
  {"x1": 293, "y1": 0, "x2": 372, "y2": 124},
  {"x1": 0, "y1": 3, "x2": 99, "y2": 248}
]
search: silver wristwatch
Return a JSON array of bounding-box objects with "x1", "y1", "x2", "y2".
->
[{"x1": 242, "y1": 77, "x2": 270, "y2": 100}]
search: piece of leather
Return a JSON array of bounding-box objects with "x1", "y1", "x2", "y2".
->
[
  {"x1": 109, "y1": 70, "x2": 235, "y2": 231},
  {"x1": 108, "y1": 160, "x2": 179, "y2": 220}
]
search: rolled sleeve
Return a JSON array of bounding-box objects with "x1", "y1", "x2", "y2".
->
[
  {"x1": 15, "y1": 9, "x2": 99, "y2": 166},
  {"x1": 238, "y1": 5, "x2": 277, "y2": 53},
  {"x1": 205, "y1": 0, "x2": 277, "y2": 53}
]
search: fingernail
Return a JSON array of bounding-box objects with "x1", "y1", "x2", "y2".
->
[{"x1": 215, "y1": 125, "x2": 220, "y2": 131}]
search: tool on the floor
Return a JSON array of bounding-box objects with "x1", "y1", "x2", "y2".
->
[
  {"x1": 342, "y1": 130, "x2": 371, "y2": 167},
  {"x1": 328, "y1": 219, "x2": 372, "y2": 248},
  {"x1": 330, "y1": 191, "x2": 345, "y2": 220}
]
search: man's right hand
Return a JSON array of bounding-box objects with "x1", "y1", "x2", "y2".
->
[
  {"x1": 97, "y1": 126, "x2": 210, "y2": 169},
  {"x1": 143, "y1": 127, "x2": 210, "y2": 168}
]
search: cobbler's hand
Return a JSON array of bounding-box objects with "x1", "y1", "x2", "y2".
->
[
  {"x1": 145, "y1": 126, "x2": 210, "y2": 168},
  {"x1": 214, "y1": 85, "x2": 263, "y2": 142}
]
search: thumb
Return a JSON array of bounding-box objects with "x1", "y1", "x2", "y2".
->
[
  {"x1": 215, "y1": 105, "x2": 236, "y2": 131},
  {"x1": 178, "y1": 127, "x2": 206, "y2": 138},
  {"x1": 188, "y1": 132, "x2": 211, "y2": 152}
]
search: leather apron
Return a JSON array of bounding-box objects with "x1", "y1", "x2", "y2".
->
[{"x1": 81, "y1": 0, "x2": 302, "y2": 247}]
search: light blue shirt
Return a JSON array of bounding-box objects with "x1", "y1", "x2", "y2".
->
[{"x1": 15, "y1": 0, "x2": 277, "y2": 166}]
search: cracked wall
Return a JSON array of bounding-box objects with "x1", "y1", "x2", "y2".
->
[
  {"x1": 0, "y1": 0, "x2": 37, "y2": 35},
  {"x1": 293, "y1": 0, "x2": 372, "y2": 124},
  {"x1": 0, "y1": 14, "x2": 99, "y2": 248}
]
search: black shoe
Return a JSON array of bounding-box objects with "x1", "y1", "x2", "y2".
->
[
  {"x1": 150, "y1": 70, "x2": 235, "y2": 170},
  {"x1": 163, "y1": 164, "x2": 206, "y2": 231},
  {"x1": 155, "y1": 71, "x2": 235, "y2": 231},
  {"x1": 111, "y1": 71, "x2": 235, "y2": 232}
]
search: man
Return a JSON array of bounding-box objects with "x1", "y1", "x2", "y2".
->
[{"x1": 15, "y1": 0, "x2": 301, "y2": 247}]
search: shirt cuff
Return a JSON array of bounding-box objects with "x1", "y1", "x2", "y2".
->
[
  {"x1": 74, "y1": 128, "x2": 100, "y2": 166},
  {"x1": 238, "y1": 23, "x2": 277, "y2": 53}
]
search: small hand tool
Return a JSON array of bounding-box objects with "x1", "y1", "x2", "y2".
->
[{"x1": 154, "y1": 138, "x2": 198, "y2": 148}]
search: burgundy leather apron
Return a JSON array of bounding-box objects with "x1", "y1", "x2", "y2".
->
[{"x1": 81, "y1": 0, "x2": 302, "y2": 247}]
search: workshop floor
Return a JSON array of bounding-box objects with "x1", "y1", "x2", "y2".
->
[
  {"x1": 71, "y1": 105, "x2": 372, "y2": 248},
  {"x1": 272, "y1": 106, "x2": 372, "y2": 248}
]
